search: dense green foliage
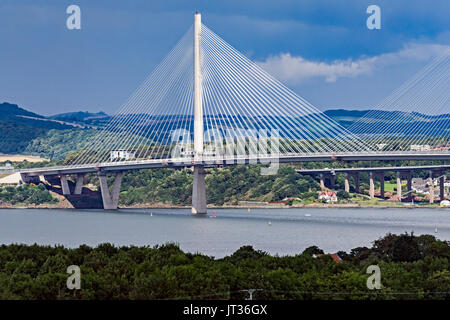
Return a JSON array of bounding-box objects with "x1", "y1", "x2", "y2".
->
[
  {"x1": 0, "y1": 122, "x2": 48, "y2": 154},
  {"x1": 24, "y1": 129, "x2": 97, "y2": 161},
  {"x1": 0, "y1": 103, "x2": 75, "y2": 154},
  {"x1": 49, "y1": 111, "x2": 110, "y2": 125},
  {"x1": 0, "y1": 233, "x2": 448, "y2": 300},
  {"x1": 0, "y1": 184, "x2": 58, "y2": 205},
  {"x1": 206, "y1": 165, "x2": 319, "y2": 204},
  {"x1": 0, "y1": 160, "x2": 63, "y2": 170}
]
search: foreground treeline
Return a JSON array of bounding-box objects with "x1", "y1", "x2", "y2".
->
[{"x1": 0, "y1": 233, "x2": 449, "y2": 300}]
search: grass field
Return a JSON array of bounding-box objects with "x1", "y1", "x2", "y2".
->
[
  {"x1": 384, "y1": 182, "x2": 407, "y2": 192},
  {"x1": 0, "y1": 154, "x2": 48, "y2": 162},
  {"x1": 0, "y1": 172, "x2": 11, "y2": 179}
]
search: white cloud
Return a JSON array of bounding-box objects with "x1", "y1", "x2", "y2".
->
[{"x1": 257, "y1": 43, "x2": 450, "y2": 84}]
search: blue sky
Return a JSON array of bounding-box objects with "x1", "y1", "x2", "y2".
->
[{"x1": 0, "y1": 0, "x2": 448, "y2": 115}]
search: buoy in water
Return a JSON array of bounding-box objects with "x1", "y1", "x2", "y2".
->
[
  {"x1": 212, "y1": 212, "x2": 216, "y2": 217},
  {"x1": 268, "y1": 221, "x2": 272, "y2": 226},
  {"x1": 248, "y1": 208, "x2": 251, "y2": 212},
  {"x1": 150, "y1": 212, "x2": 153, "y2": 217}
]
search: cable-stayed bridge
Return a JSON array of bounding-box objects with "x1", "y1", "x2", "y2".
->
[{"x1": 20, "y1": 13, "x2": 449, "y2": 212}]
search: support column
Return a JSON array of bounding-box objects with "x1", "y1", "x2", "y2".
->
[
  {"x1": 329, "y1": 174, "x2": 335, "y2": 189},
  {"x1": 193, "y1": 12, "x2": 203, "y2": 159},
  {"x1": 369, "y1": 172, "x2": 375, "y2": 199},
  {"x1": 74, "y1": 174, "x2": 84, "y2": 195},
  {"x1": 98, "y1": 171, "x2": 123, "y2": 210},
  {"x1": 440, "y1": 174, "x2": 445, "y2": 200},
  {"x1": 60, "y1": 175, "x2": 70, "y2": 195},
  {"x1": 344, "y1": 173, "x2": 350, "y2": 193},
  {"x1": 192, "y1": 166, "x2": 207, "y2": 214},
  {"x1": 396, "y1": 171, "x2": 402, "y2": 201},
  {"x1": 112, "y1": 172, "x2": 123, "y2": 206},
  {"x1": 379, "y1": 172, "x2": 385, "y2": 199},
  {"x1": 429, "y1": 170, "x2": 434, "y2": 204},
  {"x1": 192, "y1": 12, "x2": 206, "y2": 215},
  {"x1": 319, "y1": 174, "x2": 325, "y2": 190},
  {"x1": 406, "y1": 171, "x2": 413, "y2": 201},
  {"x1": 354, "y1": 172, "x2": 360, "y2": 194}
]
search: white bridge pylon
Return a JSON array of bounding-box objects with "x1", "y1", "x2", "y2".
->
[{"x1": 68, "y1": 12, "x2": 373, "y2": 168}]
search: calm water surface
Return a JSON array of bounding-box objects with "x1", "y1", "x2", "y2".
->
[{"x1": 0, "y1": 207, "x2": 449, "y2": 257}]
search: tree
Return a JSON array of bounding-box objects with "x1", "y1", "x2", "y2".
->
[
  {"x1": 302, "y1": 246, "x2": 324, "y2": 256},
  {"x1": 392, "y1": 232, "x2": 421, "y2": 262}
]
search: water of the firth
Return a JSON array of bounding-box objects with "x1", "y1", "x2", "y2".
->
[{"x1": 0, "y1": 208, "x2": 448, "y2": 258}]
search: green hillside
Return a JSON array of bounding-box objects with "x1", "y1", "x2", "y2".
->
[
  {"x1": 0, "y1": 102, "x2": 86, "y2": 156},
  {"x1": 49, "y1": 111, "x2": 111, "y2": 126}
]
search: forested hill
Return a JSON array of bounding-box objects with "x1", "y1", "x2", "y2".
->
[
  {"x1": 0, "y1": 102, "x2": 73, "y2": 130},
  {"x1": 49, "y1": 111, "x2": 111, "y2": 126},
  {"x1": 0, "y1": 102, "x2": 45, "y2": 120},
  {"x1": 0, "y1": 102, "x2": 86, "y2": 155}
]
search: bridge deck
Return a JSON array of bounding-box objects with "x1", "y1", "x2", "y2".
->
[
  {"x1": 19, "y1": 152, "x2": 450, "y2": 177},
  {"x1": 296, "y1": 164, "x2": 450, "y2": 174}
]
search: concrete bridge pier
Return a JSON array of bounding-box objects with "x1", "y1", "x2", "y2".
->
[
  {"x1": 344, "y1": 172, "x2": 360, "y2": 194},
  {"x1": 439, "y1": 174, "x2": 445, "y2": 200},
  {"x1": 329, "y1": 174, "x2": 335, "y2": 189},
  {"x1": 369, "y1": 172, "x2": 375, "y2": 199},
  {"x1": 352, "y1": 172, "x2": 360, "y2": 193},
  {"x1": 74, "y1": 174, "x2": 84, "y2": 195},
  {"x1": 192, "y1": 166, "x2": 207, "y2": 214},
  {"x1": 396, "y1": 171, "x2": 413, "y2": 201},
  {"x1": 379, "y1": 172, "x2": 385, "y2": 198},
  {"x1": 406, "y1": 171, "x2": 413, "y2": 201},
  {"x1": 320, "y1": 173, "x2": 325, "y2": 190},
  {"x1": 344, "y1": 173, "x2": 350, "y2": 193},
  {"x1": 319, "y1": 173, "x2": 335, "y2": 190},
  {"x1": 429, "y1": 170, "x2": 434, "y2": 204},
  {"x1": 98, "y1": 171, "x2": 123, "y2": 210},
  {"x1": 60, "y1": 175, "x2": 71, "y2": 195},
  {"x1": 396, "y1": 171, "x2": 402, "y2": 201},
  {"x1": 369, "y1": 172, "x2": 385, "y2": 199}
]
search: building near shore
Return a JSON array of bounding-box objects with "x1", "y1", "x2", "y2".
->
[
  {"x1": 313, "y1": 253, "x2": 343, "y2": 263},
  {"x1": 412, "y1": 178, "x2": 429, "y2": 194},
  {"x1": 0, "y1": 163, "x2": 14, "y2": 172},
  {"x1": 410, "y1": 144, "x2": 430, "y2": 151},
  {"x1": 110, "y1": 149, "x2": 136, "y2": 161},
  {"x1": 318, "y1": 191, "x2": 338, "y2": 202}
]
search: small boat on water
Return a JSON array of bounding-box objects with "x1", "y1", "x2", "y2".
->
[{"x1": 305, "y1": 213, "x2": 311, "y2": 217}]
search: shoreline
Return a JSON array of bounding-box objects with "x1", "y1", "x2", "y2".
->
[{"x1": 0, "y1": 203, "x2": 446, "y2": 210}]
